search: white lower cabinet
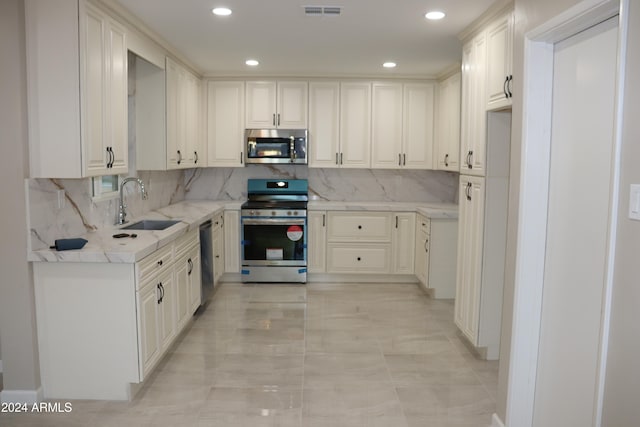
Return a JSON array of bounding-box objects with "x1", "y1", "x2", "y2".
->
[
  {"x1": 324, "y1": 211, "x2": 415, "y2": 276},
  {"x1": 414, "y1": 215, "x2": 458, "y2": 299},
  {"x1": 212, "y1": 211, "x2": 225, "y2": 284},
  {"x1": 33, "y1": 230, "x2": 202, "y2": 400},
  {"x1": 223, "y1": 209, "x2": 241, "y2": 273},
  {"x1": 308, "y1": 211, "x2": 327, "y2": 273}
]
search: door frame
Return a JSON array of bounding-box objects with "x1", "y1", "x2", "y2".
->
[{"x1": 505, "y1": 0, "x2": 628, "y2": 426}]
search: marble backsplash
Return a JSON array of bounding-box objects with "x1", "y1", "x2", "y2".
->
[
  {"x1": 28, "y1": 170, "x2": 185, "y2": 251},
  {"x1": 183, "y1": 165, "x2": 459, "y2": 203}
]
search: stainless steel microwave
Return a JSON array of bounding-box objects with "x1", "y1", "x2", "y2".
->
[{"x1": 245, "y1": 129, "x2": 308, "y2": 164}]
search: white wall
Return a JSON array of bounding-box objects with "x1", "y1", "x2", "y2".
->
[
  {"x1": 0, "y1": 0, "x2": 41, "y2": 399},
  {"x1": 601, "y1": 1, "x2": 640, "y2": 425}
]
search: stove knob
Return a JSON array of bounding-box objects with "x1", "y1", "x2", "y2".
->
[
  {"x1": 287, "y1": 211, "x2": 292, "y2": 216},
  {"x1": 272, "y1": 211, "x2": 276, "y2": 216},
  {"x1": 293, "y1": 211, "x2": 298, "y2": 216},
  {"x1": 251, "y1": 210, "x2": 256, "y2": 216}
]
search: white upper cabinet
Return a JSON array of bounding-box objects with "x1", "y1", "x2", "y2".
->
[
  {"x1": 371, "y1": 83, "x2": 403, "y2": 168},
  {"x1": 246, "y1": 81, "x2": 308, "y2": 129},
  {"x1": 460, "y1": 33, "x2": 487, "y2": 176},
  {"x1": 402, "y1": 83, "x2": 436, "y2": 169},
  {"x1": 339, "y1": 82, "x2": 371, "y2": 168},
  {"x1": 308, "y1": 82, "x2": 341, "y2": 168},
  {"x1": 26, "y1": 0, "x2": 128, "y2": 178},
  {"x1": 166, "y1": 57, "x2": 202, "y2": 169},
  {"x1": 486, "y1": 12, "x2": 514, "y2": 110},
  {"x1": 207, "y1": 81, "x2": 245, "y2": 167},
  {"x1": 371, "y1": 83, "x2": 436, "y2": 169},
  {"x1": 436, "y1": 73, "x2": 461, "y2": 171}
]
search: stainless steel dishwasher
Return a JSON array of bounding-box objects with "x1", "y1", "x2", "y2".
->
[{"x1": 199, "y1": 220, "x2": 214, "y2": 306}]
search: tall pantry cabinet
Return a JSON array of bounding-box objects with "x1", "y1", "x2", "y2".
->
[{"x1": 454, "y1": 6, "x2": 513, "y2": 360}]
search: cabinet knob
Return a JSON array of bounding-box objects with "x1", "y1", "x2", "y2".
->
[
  {"x1": 358, "y1": 225, "x2": 362, "y2": 230},
  {"x1": 357, "y1": 257, "x2": 361, "y2": 261},
  {"x1": 157, "y1": 259, "x2": 163, "y2": 266}
]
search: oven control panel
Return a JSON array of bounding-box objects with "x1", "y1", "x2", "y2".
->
[{"x1": 241, "y1": 209, "x2": 307, "y2": 218}]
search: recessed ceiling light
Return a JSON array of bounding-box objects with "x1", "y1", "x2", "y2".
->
[
  {"x1": 245, "y1": 59, "x2": 259, "y2": 66},
  {"x1": 425, "y1": 11, "x2": 446, "y2": 20},
  {"x1": 212, "y1": 7, "x2": 232, "y2": 16},
  {"x1": 383, "y1": 62, "x2": 397, "y2": 68}
]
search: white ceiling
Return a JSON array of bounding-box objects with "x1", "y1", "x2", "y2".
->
[{"x1": 113, "y1": 0, "x2": 498, "y2": 78}]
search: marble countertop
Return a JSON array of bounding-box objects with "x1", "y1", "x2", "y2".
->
[
  {"x1": 29, "y1": 200, "x2": 235, "y2": 264},
  {"x1": 308, "y1": 201, "x2": 458, "y2": 219},
  {"x1": 29, "y1": 199, "x2": 456, "y2": 264}
]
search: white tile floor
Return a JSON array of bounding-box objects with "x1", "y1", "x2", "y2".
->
[{"x1": 0, "y1": 282, "x2": 498, "y2": 426}]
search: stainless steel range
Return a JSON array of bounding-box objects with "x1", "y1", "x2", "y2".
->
[{"x1": 240, "y1": 179, "x2": 308, "y2": 283}]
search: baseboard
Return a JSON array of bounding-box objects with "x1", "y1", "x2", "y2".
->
[
  {"x1": 491, "y1": 413, "x2": 505, "y2": 427},
  {"x1": 0, "y1": 387, "x2": 44, "y2": 404}
]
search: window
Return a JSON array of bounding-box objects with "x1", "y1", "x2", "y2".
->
[{"x1": 92, "y1": 175, "x2": 120, "y2": 200}]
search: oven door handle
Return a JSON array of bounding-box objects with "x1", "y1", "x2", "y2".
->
[{"x1": 242, "y1": 218, "x2": 306, "y2": 226}]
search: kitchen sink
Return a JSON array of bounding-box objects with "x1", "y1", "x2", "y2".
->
[{"x1": 120, "y1": 219, "x2": 181, "y2": 231}]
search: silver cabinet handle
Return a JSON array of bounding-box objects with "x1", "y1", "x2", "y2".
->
[
  {"x1": 395, "y1": 215, "x2": 399, "y2": 228},
  {"x1": 507, "y1": 75, "x2": 513, "y2": 98},
  {"x1": 336, "y1": 153, "x2": 339, "y2": 165},
  {"x1": 504, "y1": 75, "x2": 509, "y2": 99},
  {"x1": 240, "y1": 152, "x2": 243, "y2": 164}
]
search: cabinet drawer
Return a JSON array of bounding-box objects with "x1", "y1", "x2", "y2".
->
[
  {"x1": 175, "y1": 228, "x2": 199, "y2": 259},
  {"x1": 137, "y1": 244, "x2": 173, "y2": 286},
  {"x1": 327, "y1": 212, "x2": 392, "y2": 242},
  {"x1": 327, "y1": 243, "x2": 391, "y2": 273},
  {"x1": 417, "y1": 215, "x2": 431, "y2": 234}
]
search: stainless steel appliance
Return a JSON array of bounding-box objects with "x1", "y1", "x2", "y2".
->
[
  {"x1": 245, "y1": 129, "x2": 308, "y2": 164},
  {"x1": 240, "y1": 179, "x2": 308, "y2": 283},
  {"x1": 199, "y1": 220, "x2": 214, "y2": 305}
]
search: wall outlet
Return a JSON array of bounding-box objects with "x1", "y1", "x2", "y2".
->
[
  {"x1": 629, "y1": 184, "x2": 640, "y2": 221},
  {"x1": 57, "y1": 189, "x2": 66, "y2": 209}
]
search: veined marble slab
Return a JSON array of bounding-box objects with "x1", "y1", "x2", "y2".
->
[
  {"x1": 29, "y1": 200, "x2": 231, "y2": 263},
  {"x1": 308, "y1": 201, "x2": 458, "y2": 219}
]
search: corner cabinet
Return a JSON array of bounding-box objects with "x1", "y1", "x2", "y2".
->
[
  {"x1": 166, "y1": 58, "x2": 203, "y2": 169},
  {"x1": 245, "y1": 81, "x2": 308, "y2": 129},
  {"x1": 436, "y1": 73, "x2": 461, "y2": 171},
  {"x1": 26, "y1": 0, "x2": 128, "y2": 178},
  {"x1": 207, "y1": 81, "x2": 245, "y2": 167}
]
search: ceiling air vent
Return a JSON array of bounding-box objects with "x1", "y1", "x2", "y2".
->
[{"x1": 304, "y1": 6, "x2": 342, "y2": 16}]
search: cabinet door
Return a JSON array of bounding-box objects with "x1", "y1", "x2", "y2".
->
[
  {"x1": 309, "y1": 82, "x2": 340, "y2": 168},
  {"x1": 414, "y1": 219, "x2": 429, "y2": 286},
  {"x1": 392, "y1": 213, "x2": 416, "y2": 274},
  {"x1": 246, "y1": 81, "x2": 277, "y2": 128},
  {"x1": 403, "y1": 83, "x2": 435, "y2": 169},
  {"x1": 213, "y1": 226, "x2": 225, "y2": 283},
  {"x1": 183, "y1": 72, "x2": 201, "y2": 167},
  {"x1": 106, "y1": 18, "x2": 128, "y2": 174},
  {"x1": 175, "y1": 254, "x2": 190, "y2": 329},
  {"x1": 207, "y1": 81, "x2": 245, "y2": 167},
  {"x1": 371, "y1": 83, "x2": 403, "y2": 169},
  {"x1": 166, "y1": 58, "x2": 181, "y2": 169},
  {"x1": 339, "y1": 82, "x2": 371, "y2": 168},
  {"x1": 454, "y1": 176, "x2": 485, "y2": 345},
  {"x1": 486, "y1": 12, "x2": 513, "y2": 109},
  {"x1": 188, "y1": 247, "x2": 202, "y2": 312},
  {"x1": 277, "y1": 81, "x2": 308, "y2": 129},
  {"x1": 436, "y1": 73, "x2": 461, "y2": 171},
  {"x1": 157, "y1": 269, "x2": 176, "y2": 351},
  {"x1": 308, "y1": 211, "x2": 327, "y2": 273},
  {"x1": 82, "y1": 4, "x2": 108, "y2": 175},
  {"x1": 460, "y1": 41, "x2": 474, "y2": 174},
  {"x1": 137, "y1": 281, "x2": 161, "y2": 379},
  {"x1": 223, "y1": 210, "x2": 241, "y2": 273}
]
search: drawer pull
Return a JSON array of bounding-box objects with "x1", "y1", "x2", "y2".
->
[
  {"x1": 357, "y1": 257, "x2": 361, "y2": 261},
  {"x1": 358, "y1": 225, "x2": 362, "y2": 229},
  {"x1": 157, "y1": 260, "x2": 163, "y2": 266}
]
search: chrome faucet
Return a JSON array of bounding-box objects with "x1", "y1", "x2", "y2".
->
[{"x1": 115, "y1": 177, "x2": 148, "y2": 225}]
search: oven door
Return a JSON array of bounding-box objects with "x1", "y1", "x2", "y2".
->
[{"x1": 241, "y1": 217, "x2": 307, "y2": 266}]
